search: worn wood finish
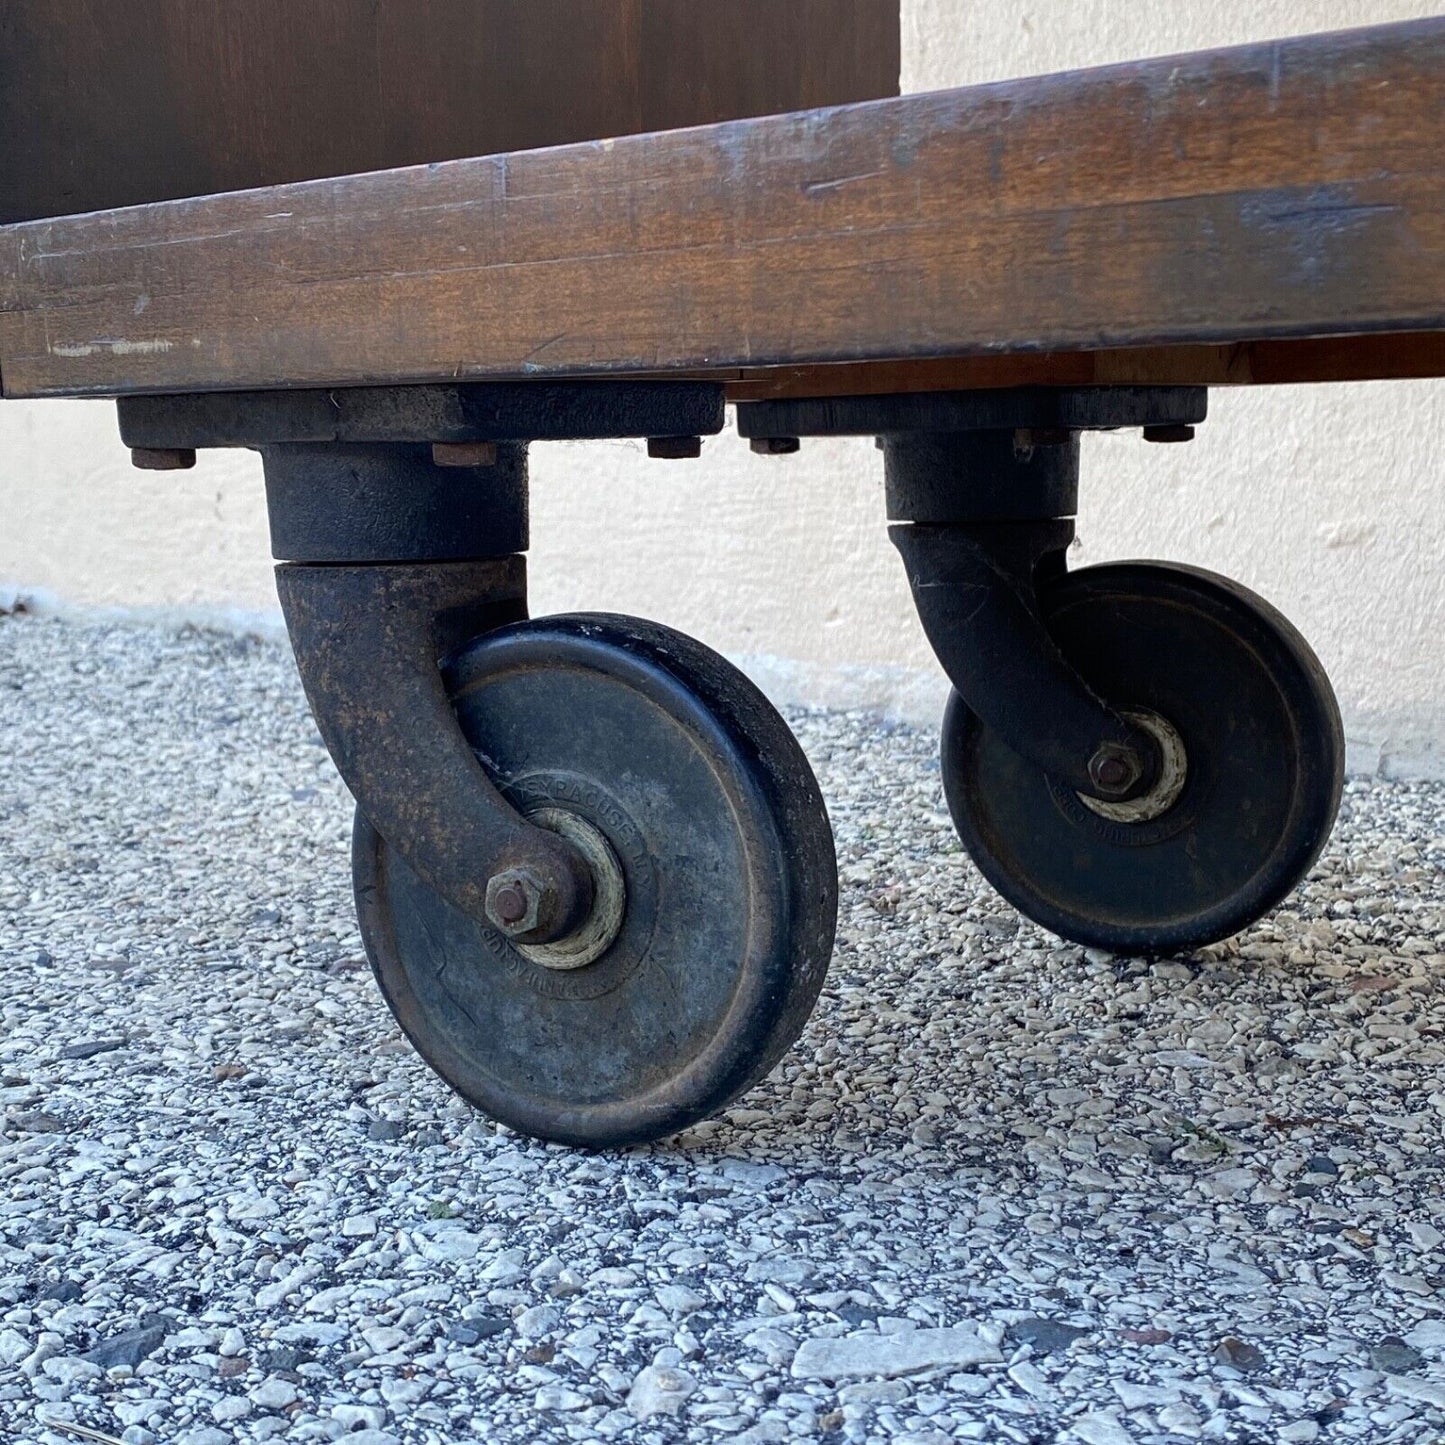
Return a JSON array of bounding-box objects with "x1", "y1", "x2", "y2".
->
[
  {"x1": 2, "y1": 19, "x2": 1444, "y2": 400},
  {"x1": 723, "y1": 333, "x2": 1445, "y2": 400},
  {"x1": 0, "y1": 0, "x2": 899, "y2": 224}
]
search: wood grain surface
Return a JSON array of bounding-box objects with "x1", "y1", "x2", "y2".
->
[
  {"x1": 2, "y1": 18, "x2": 1443, "y2": 399},
  {"x1": 0, "y1": 0, "x2": 898, "y2": 224}
]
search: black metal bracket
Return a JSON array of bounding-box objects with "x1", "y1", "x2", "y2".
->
[
  {"x1": 739, "y1": 386, "x2": 1210, "y2": 800},
  {"x1": 261, "y1": 436, "x2": 599, "y2": 942},
  {"x1": 277, "y1": 557, "x2": 593, "y2": 939},
  {"x1": 116, "y1": 380, "x2": 726, "y2": 942},
  {"x1": 890, "y1": 519, "x2": 1158, "y2": 797}
]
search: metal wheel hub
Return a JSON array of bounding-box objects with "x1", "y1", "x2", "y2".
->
[{"x1": 514, "y1": 806, "x2": 626, "y2": 971}]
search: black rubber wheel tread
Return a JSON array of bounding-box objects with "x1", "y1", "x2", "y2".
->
[
  {"x1": 941, "y1": 562, "x2": 1344, "y2": 955},
  {"x1": 353, "y1": 612, "x2": 837, "y2": 1147}
]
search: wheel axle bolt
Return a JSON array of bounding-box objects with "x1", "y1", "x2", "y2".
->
[
  {"x1": 1088, "y1": 743, "x2": 1145, "y2": 799},
  {"x1": 492, "y1": 884, "x2": 528, "y2": 923},
  {"x1": 484, "y1": 868, "x2": 548, "y2": 937}
]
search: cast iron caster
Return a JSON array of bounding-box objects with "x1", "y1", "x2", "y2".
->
[
  {"x1": 942, "y1": 562, "x2": 1343, "y2": 955},
  {"x1": 353, "y1": 613, "x2": 837, "y2": 1148}
]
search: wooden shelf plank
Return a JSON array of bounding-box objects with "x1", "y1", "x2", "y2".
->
[{"x1": 4, "y1": 18, "x2": 1444, "y2": 399}]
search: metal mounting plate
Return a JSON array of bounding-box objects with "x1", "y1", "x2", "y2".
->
[
  {"x1": 737, "y1": 386, "x2": 1207, "y2": 438},
  {"x1": 118, "y1": 381, "x2": 726, "y2": 450}
]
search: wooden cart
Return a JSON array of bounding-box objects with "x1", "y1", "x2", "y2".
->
[{"x1": 2, "y1": 11, "x2": 1440, "y2": 1145}]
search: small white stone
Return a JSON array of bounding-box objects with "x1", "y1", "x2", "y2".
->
[
  {"x1": 0, "y1": 1329, "x2": 31, "y2": 1367},
  {"x1": 516, "y1": 1303, "x2": 561, "y2": 1338},
  {"x1": 535, "y1": 1385, "x2": 589, "y2": 1411},
  {"x1": 249, "y1": 1376, "x2": 299, "y2": 1409},
  {"x1": 42, "y1": 1356, "x2": 104, "y2": 1386},
  {"x1": 1407, "y1": 1222, "x2": 1444, "y2": 1251},
  {"x1": 1114, "y1": 1380, "x2": 1182, "y2": 1409},
  {"x1": 590, "y1": 1267, "x2": 638, "y2": 1288},
  {"x1": 380, "y1": 1377, "x2": 429, "y2": 1406},
  {"x1": 333, "y1": 1404, "x2": 387, "y2": 1430},
  {"x1": 1405, "y1": 1320, "x2": 1445, "y2": 1354},
  {"x1": 1158, "y1": 1403, "x2": 1204, "y2": 1438},
  {"x1": 627, "y1": 1364, "x2": 698, "y2": 1419},
  {"x1": 1069, "y1": 1411, "x2": 1136, "y2": 1445},
  {"x1": 361, "y1": 1325, "x2": 408, "y2": 1353},
  {"x1": 840, "y1": 1380, "x2": 911, "y2": 1405},
  {"x1": 1386, "y1": 1374, "x2": 1445, "y2": 1409},
  {"x1": 419, "y1": 1231, "x2": 488, "y2": 1263},
  {"x1": 166, "y1": 1327, "x2": 213, "y2": 1349},
  {"x1": 792, "y1": 1326, "x2": 1001, "y2": 1381},
  {"x1": 743, "y1": 1328, "x2": 797, "y2": 1367},
  {"x1": 1382, "y1": 1272, "x2": 1433, "y2": 1296},
  {"x1": 256, "y1": 1263, "x2": 320, "y2": 1311},
  {"x1": 1007, "y1": 1361, "x2": 1057, "y2": 1400},
  {"x1": 342, "y1": 1214, "x2": 377, "y2": 1237},
  {"x1": 656, "y1": 1284, "x2": 706, "y2": 1315}
]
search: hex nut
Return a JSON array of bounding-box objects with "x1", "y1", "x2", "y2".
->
[
  {"x1": 1087, "y1": 742, "x2": 1145, "y2": 799},
  {"x1": 484, "y1": 868, "x2": 547, "y2": 936}
]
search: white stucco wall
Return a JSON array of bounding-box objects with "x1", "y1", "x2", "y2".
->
[{"x1": 2, "y1": 0, "x2": 1442, "y2": 774}]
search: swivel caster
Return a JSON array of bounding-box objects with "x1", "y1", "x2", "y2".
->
[
  {"x1": 352, "y1": 614, "x2": 838, "y2": 1147},
  {"x1": 738, "y1": 383, "x2": 1346, "y2": 957},
  {"x1": 941, "y1": 562, "x2": 1343, "y2": 953},
  {"x1": 115, "y1": 384, "x2": 839, "y2": 1148}
]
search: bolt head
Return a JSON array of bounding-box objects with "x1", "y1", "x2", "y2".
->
[
  {"x1": 131, "y1": 446, "x2": 196, "y2": 471},
  {"x1": 646, "y1": 435, "x2": 703, "y2": 460},
  {"x1": 750, "y1": 436, "x2": 801, "y2": 456},
  {"x1": 484, "y1": 868, "x2": 547, "y2": 937},
  {"x1": 1087, "y1": 742, "x2": 1145, "y2": 799}
]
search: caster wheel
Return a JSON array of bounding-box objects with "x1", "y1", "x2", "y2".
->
[
  {"x1": 942, "y1": 563, "x2": 1343, "y2": 955},
  {"x1": 353, "y1": 613, "x2": 837, "y2": 1148}
]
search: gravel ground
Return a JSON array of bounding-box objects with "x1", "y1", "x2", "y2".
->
[{"x1": 2, "y1": 614, "x2": 1444, "y2": 1445}]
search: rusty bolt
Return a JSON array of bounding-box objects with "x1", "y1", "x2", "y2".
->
[
  {"x1": 750, "y1": 436, "x2": 801, "y2": 456},
  {"x1": 1087, "y1": 742, "x2": 1146, "y2": 799},
  {"x1": 646, "y1": 436, "x2": 703, "y2": 460},
  {"x1": 131, "y1": 446, "x2": 196, "y2": 471},
  {"x1": 1143, "y1": 424, "x2": 1196, "y2": 444},
  {"x1": 484, "y1": 868, "x2": 549, "y2": 937},
  {"x1": 432, "y1": 440, "x2": 499, "y2": 468}
]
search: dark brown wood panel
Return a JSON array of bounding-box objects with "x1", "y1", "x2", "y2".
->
[
  {"x1": 2, "y1": 19, "x2": 1443, "y2": 399},
  {"x1": 638, "y1": 0, "x2": 900, "y2": 131},
  {"x1": 0, "y1": 0, "x2": 898, "y2": 225}
]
